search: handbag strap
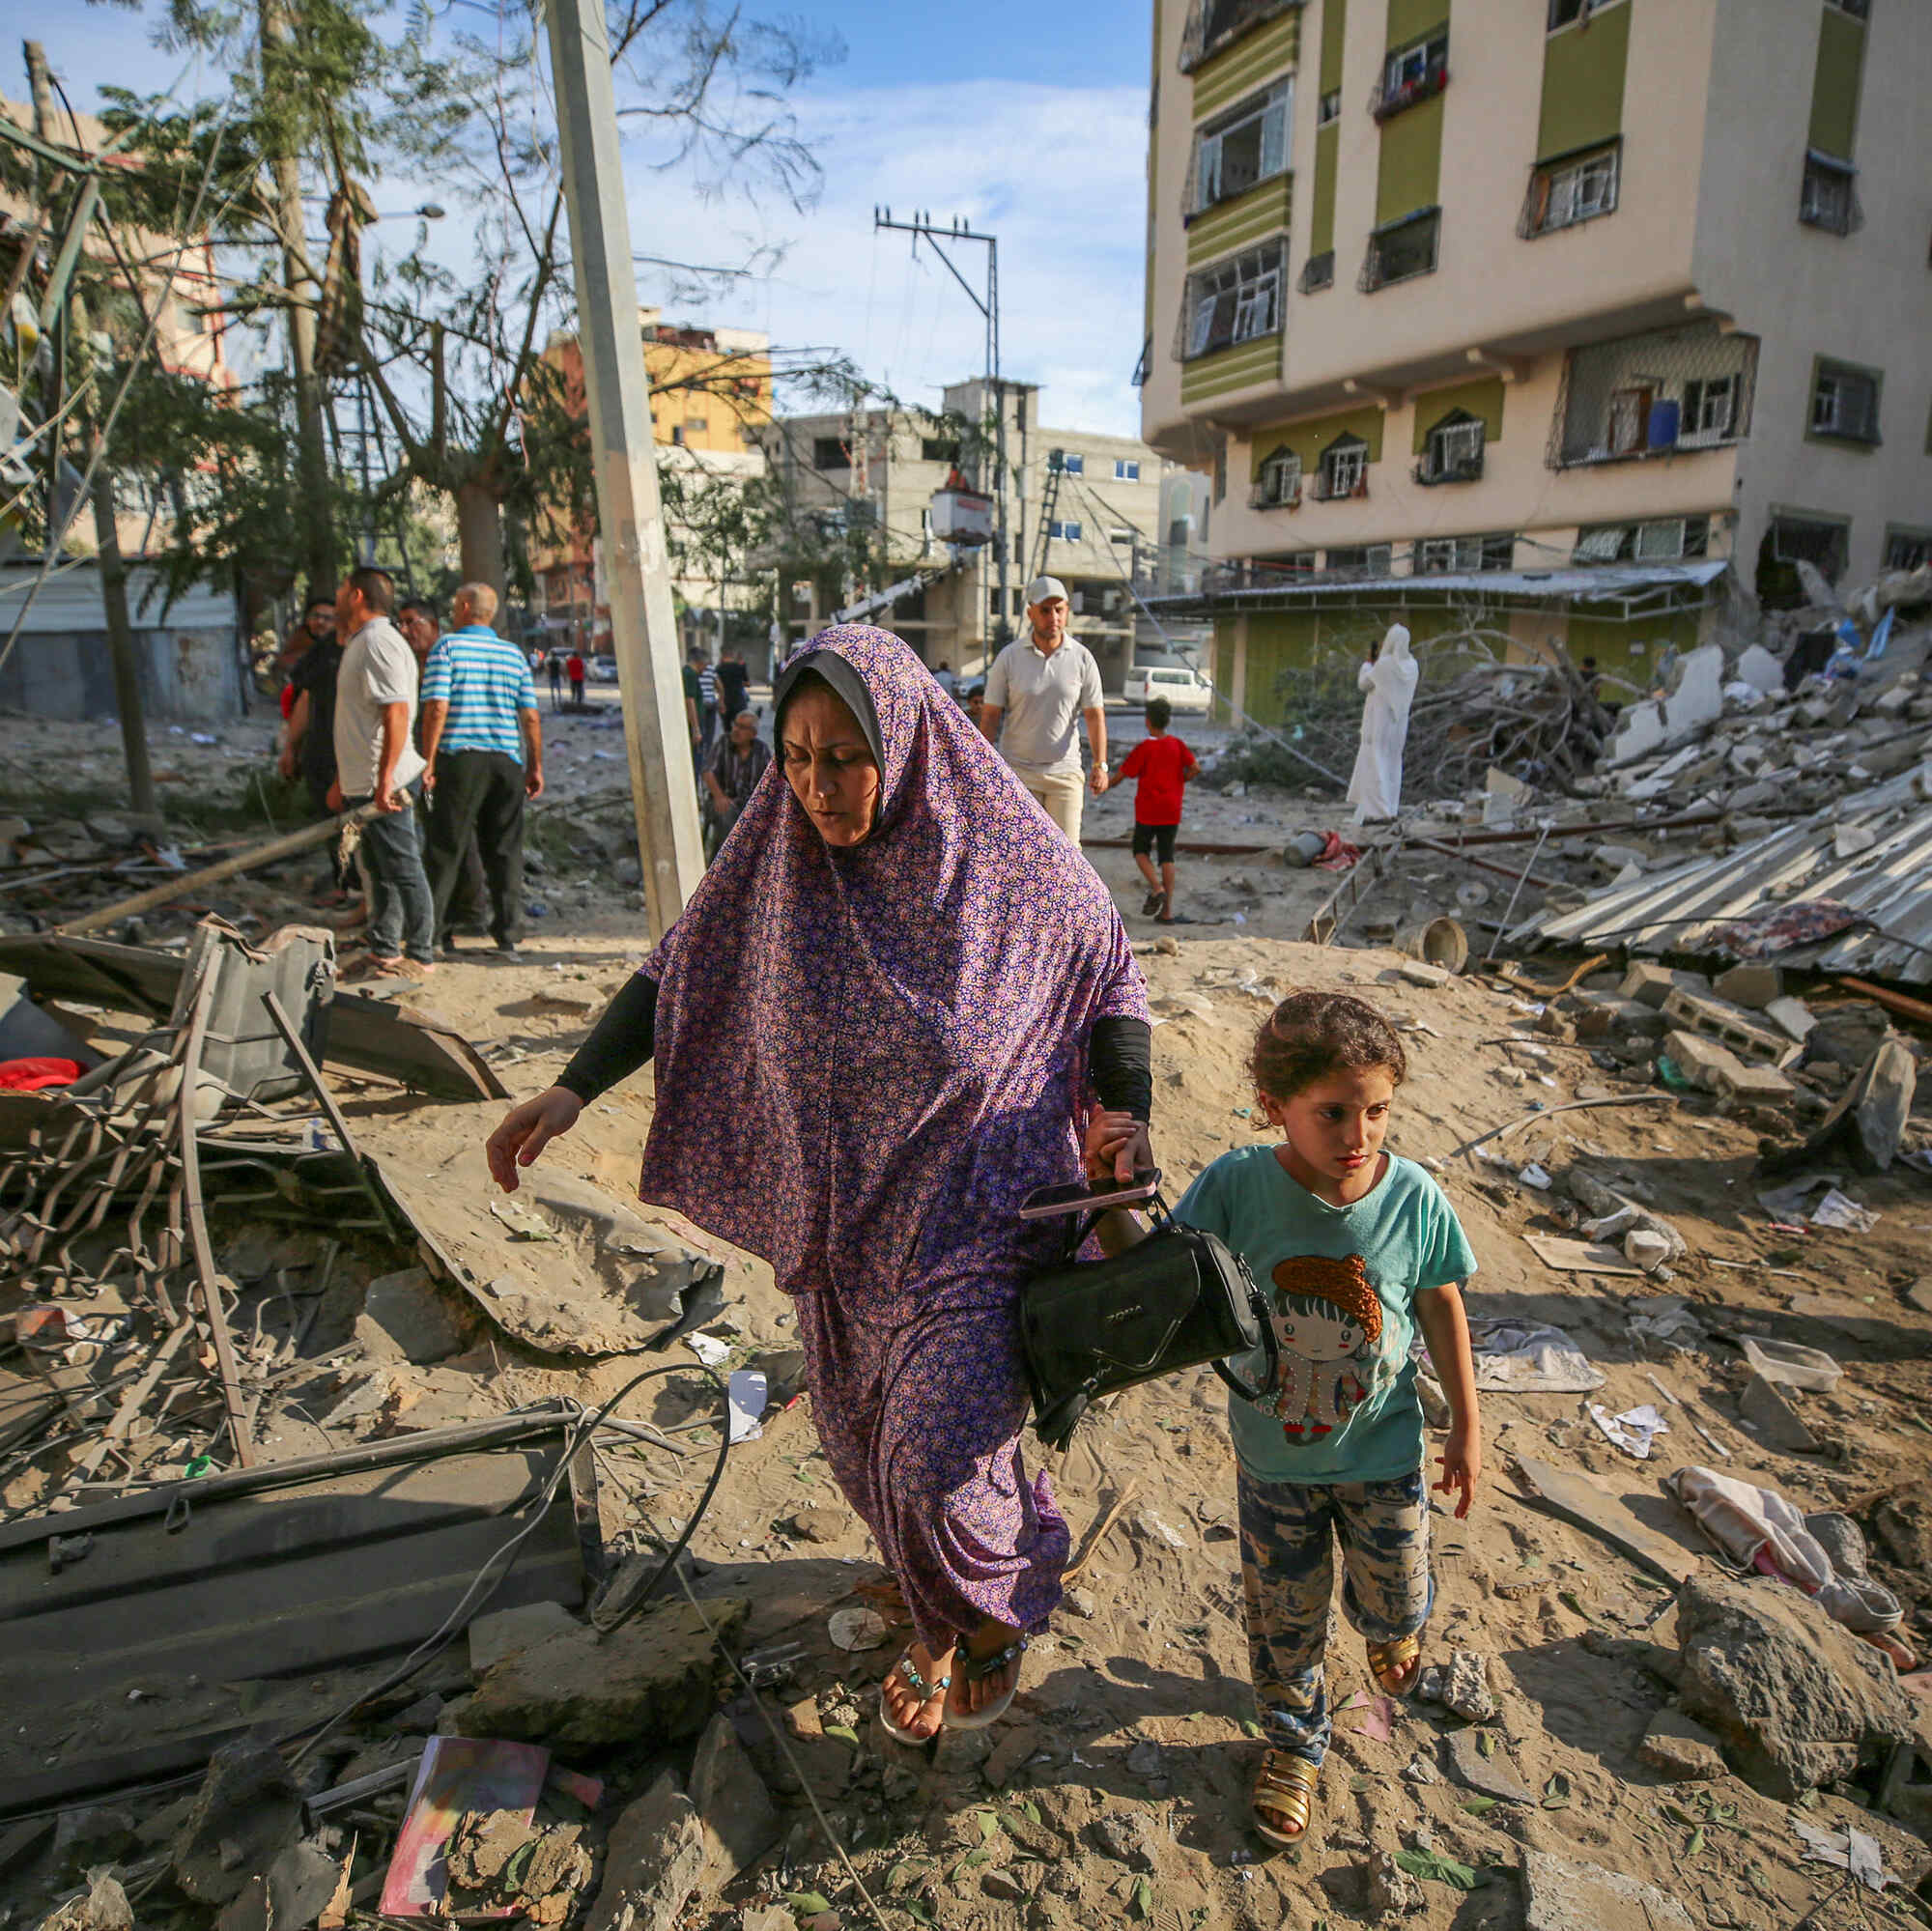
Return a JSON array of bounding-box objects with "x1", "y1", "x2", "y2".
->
[
  {"x1": 1065, "y1": 1189, "x2": 1171, "y2": 1262},
  {"x1": 1212, "y1": 1271, "x2": 1281, "y2": 1405}
]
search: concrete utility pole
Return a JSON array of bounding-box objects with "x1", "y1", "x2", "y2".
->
[
  {"x1": 25, "y1": 40, "x2": 158, "y2": 831},
  {"x1": 545, "y1": 0, "x2": 703, "y2": 936}
]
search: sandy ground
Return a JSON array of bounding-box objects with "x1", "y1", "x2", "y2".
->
[{"x1": 7, "y1": 704, "x2": 1932, "y2": 1928}]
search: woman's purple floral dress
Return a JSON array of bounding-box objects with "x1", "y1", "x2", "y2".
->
[{"x1": 636, "y1": 624, "x2": 1149, "y2": 1650}]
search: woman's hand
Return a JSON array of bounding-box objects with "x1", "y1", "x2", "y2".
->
[
  {"x1": 1084, "y1": 1103, "x2": 1152, "y2": 1185},
  {"x1": 1435, "y1": 1418, "x2": 1482, "y2": 1520},
  {"x1": 486, "y1": 1086, "x2": 583, "y2": 1192}
]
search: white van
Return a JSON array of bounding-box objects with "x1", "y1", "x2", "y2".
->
[{"x1": 1122, "y1": 663, "x2": 1213, "y2": 713}]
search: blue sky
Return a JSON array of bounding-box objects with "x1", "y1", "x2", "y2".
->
[{"x1": 21, "y1": 0, "x2": 1155, "y2": 438}]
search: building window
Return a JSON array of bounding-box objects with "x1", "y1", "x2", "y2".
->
[
  {"x1": 1800, "y1": 153, "x2": 1862, "y2": 236},
  {"x1": 1825, "y1": 0, "x2": 1868, "y2": 16},
  {"x1": 1417, "y1": 412, "x2": 1485, "y2": 484},
  {"x1": 1189, "y1": 80, "x2": 1292, "y2": 215},
  {"x1": 1358, "y1": 208, "x2": 1439, "y2": 292},
  {"x1": 1810, "y1": 360, "x2": 1882, "y2": 443},
  {"x1": 1297, "y1": 250, "x2": 1335, "y2": 294},
  {"x1": 1548, "y1": 0, "x2": 1628, "y2": 25},
  {"x1": 1314, "y1": 435, "x2": 1369, "y2": 500},
  {"x1": 1770, "y1": 513, "x2": 1850, "y2": 583},
  {"x1": 1324, "y1": 544, "x2": 1392, "y2": 576},
  {"x1": 921, "y1": 436, "x2": 961, "y2": 464},
  {"x1": 811, "y1": 437, "x2": 848, "y2": 469},
  {"x1": 1575, "y1": 517, "x2": 1710, "y2": 563},
  {"x1": 1048, "y1": 519, "x2": 1084, "y2": 541},
  {"x1": 1179, "y1": 241, "x2": 1286, "y2": 359},
  {"x1": 1178, "y1": 0, "x2": 1299, "y2": 73},
  {"x1": 1550, "y1": 323, "x2": 1758, "y2": 468},
  {"x1": 1522, "y1": 144, "x2": 1620, "y2": 237},
  {"x1": 1415, "y1": 534, "x2": 1514, "y2": 575},
  {"x1": 1318, "y1": 89, "x2": 1341, "y2": 125},
  {"x1": 1249, "y1": 448, "x2": 1302, "y2": 509},
  {"x1": 1063, "y1": 453, "x2": 1086, "y2": 475},
  {"x1": 1115, "y1": 458, "x2": 1142, "y2": 481},
  {"x1": 1884, "y1": 528, "x2": 1931, "y2": 571},
  {"x1": 1372, "y1": 32, "x2": 1448, "y2": 121},
  {"x1": 670, "y1": 426, "x2": 686, "y2": 446}
]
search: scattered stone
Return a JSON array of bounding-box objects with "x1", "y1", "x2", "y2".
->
[
  {"x1": 171, "y1": 1738, "x2": 304, "y2": 1905},
  {"x1": 1520, "y1": 1849, "x2": 1693, "y2": 1931},
  {"x1": 1714, "y1": 962, "x2": 1782, "y2": 1009},
  {"x1": 1416, "y1": 1651, "x2": 1497, "y2": 1723},
  {"x1": 1903, "y1": 1276, "x2": 1932, "y2": 1319},
  {"x1": 354, "y1": 1266, "x2": 465, "y2": 1364},
  {"x1": 1739, "y1": 1373, "x2": 1819, "y2": 1453},
  {"x1": 981, "y1": 1868, "x2": 1033, "y2": 1901},
  {"x1": 784, "y1": 1695, "x2": 824, "y2": 1741},
  {"x1": 1401, "y1": 1755, "x2": 1438, "y2": 1785},
  {"x1": 587, "y1": 1775, "x2": 704, "y2": 1931},
  {"x1": 469, "y1": 1601, "x2": 582, "y2": 1676},
  {"x1": 1871, "y1": 1482, "x2": 1932, "y2": 1572},
  {"x1": 1062, "y1": 1585, "x2": 1097, "y2": 1619},
  {"x1": 1398, "y1": 959, "x2": 1450, "y2": 988},
  {"x1": 783, "y1": 1506, "x2": 848, "y2": 1545},
  {"x1": 690, "y1": 1712, "x2": 781, "y2": 1885},
  {"x1": 739, "y1": 1911, "x2": 794, "y2": 1931},
  {"x1": 982, "y1": 1724, "x2": 1041, "y2": 1789},
  {"x1": 1443, "y1": 1727, "x2": 1534, "y2": 1803},
  {"x1": 1089, "y1": 1808, "x2": 1155, "y2": 1869},
  {"x1": 1637, "y1": 1709, "x2": 1727, "y2": 1782},
  {"x1": 459, "y1": 1596, "x2": 749, "y2": 1752},
  {"x1": 35, "y1": 1870, "x2": 134, "y2": 1931},
  {"x1": 446, "y1": 1811, "x2": 591, "y2": 1925},
  {"x1": 52, "y1": 1807, "x2": 138, "y2": 1875},
  {"x1": 1765, "y1": 995, "x2": 1817, "y2": 1042},
  {"x1": 1674, "y1": 1576, "x2": 1916, "y2": 1798},
  {"x1": 1366, "y1": 1848, "x2": 1426, "y2": 1917},
  {"x1": 1619, "y1": 962, "x2": 1709, "y2": 1009}
]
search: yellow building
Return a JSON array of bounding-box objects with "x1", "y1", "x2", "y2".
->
[{"x1": 1139, "y1": 0, "x2": 1931, "y2": 723}]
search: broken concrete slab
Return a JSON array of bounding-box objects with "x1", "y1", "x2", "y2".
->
[
  {"x1": 1637, "y1": 1709, "x2": 1727, "y2": 1782},
  {"x1": 1674, "y1": 1576, "x2": 1917, "y2": 1799},
  {"x1": 458, "y1": 1596, "x2": 748, "y2": 1753},
  {"x1": 587, "y1": 1775, "x2": 703, "y2": 1931},
  {"x1": 1739, "y1": 1373, "x2": 1819, "y2": 1453},
  {"x1": 1443, "y1": 1727, "x2": 1534, "y2": 1803},
  {"x1": 1765, "y1": 995, "x2": 1816, "y2": 1042},
  {"x1": 1714, "y1": 962, "x2": 1782, "y2": 1009},
  {"x1": 1663, "y1": 1029, "x2": 1743, "y2": 1093},
  {"x1": 1520, "y1": 1849, "x2": 1694, "y2": 1931},
  {"x1": 1661, "y1": 987, "x2": 1786, "y2": 1062},
  {"x1": 689, "y1": 1712, "x2": 781, "y2": 1887},
  {"x1": 1619, "y1": 962, "x2": 1710, "y2": 1010},
  {"x1": 213, "y1": 1840, "x2": 344, "y2": 1931},
  {"x1": 171, "y1": 1739, "x2": 304, "y2": 1905},
  {"x1": 35, "y1": 1870, "x2": 135, "y2": 1931},
  {"x1": 1712, "y1": 1059, "x2": 1796, "y2": 1107},
  {"x1": 469, "y1": 1601, "x2": 583, "y2": 1676},
  {"x1": 355, "y1": 1266, "x2": 466, "y2": 1365}
]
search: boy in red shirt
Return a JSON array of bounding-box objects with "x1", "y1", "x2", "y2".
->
[{"x1": 1106, "y1": 695, "x2": 1199, "y2": 922}]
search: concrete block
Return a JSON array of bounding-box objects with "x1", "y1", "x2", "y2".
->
[
  {"x1": 1766, "y1": 995, "x2": 1816, "y2": 1042},
  {"x1": 1620, "y1": 962, "x2": 1711, "y2": 1009},
  {"x1": 1734, "y1": 644, "x2": 1785, "y2": 695},
  {"x1": 1713, "y1": 1060, "x2": 1796, "y2": 1106},
  {"x1": 1663, "y1": 1030, "x2": 1742, "y2": 1093},
  {"x1": 1715, "y1": 962, "x2": 1782, "y2": 1009},
  {"x1": 1661, "y1": 986, "x2": 1785, "y2": 1062},
  {"x1": 469, "y1": 1601, "x2": 582, "y2": 1676},
  {"x1": 1574, "y1": 997, "x2": 1665, "y2": 1042},
  {"x1": 1521, "y1": 1851, "x2": 1693, "y2": 1931}
]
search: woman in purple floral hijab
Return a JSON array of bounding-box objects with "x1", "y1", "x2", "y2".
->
[{"x1": 487, "y1": 625, "x2": 1154, "y2": 1741}]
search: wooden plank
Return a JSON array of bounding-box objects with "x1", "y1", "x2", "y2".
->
[
  {"x1": 1509, "y1": 1454, "x2": 1699, "y2": 1587},
  {"x1": 1522, "y1": 1233, "x2": 1645, "y2": 1277}
]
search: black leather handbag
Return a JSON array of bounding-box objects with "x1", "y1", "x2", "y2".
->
[{"x1": 1018, "y1": 1197, "x2": 1279, "y2": 1451}]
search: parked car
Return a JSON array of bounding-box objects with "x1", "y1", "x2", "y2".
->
[
  {"x1": 590, "y1": 655, "x2": 617, "y2": 680},
  {"x1": 1122, "y1": 662, "x2": 1213, "y2": 712}
]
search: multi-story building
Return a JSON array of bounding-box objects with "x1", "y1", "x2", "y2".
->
[
  {"x1": 528, "y1": 309, "x2": 773, "y2": 654},
  {"x1": 762, "y1": 380, "x2": 1206, "y2": 686},
  {"x1": 1139, "y1": 0, "x2": 1930, "y2": 724}
]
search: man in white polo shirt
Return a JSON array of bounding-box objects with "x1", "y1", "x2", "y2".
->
[{"x1": 980, "y1": 576, "x2": 1108, "y2": 840}]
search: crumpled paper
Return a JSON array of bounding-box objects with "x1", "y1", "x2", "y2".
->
[{"x1": 1589, "y1": 1402, "x2": 1670, "y2": 1459}]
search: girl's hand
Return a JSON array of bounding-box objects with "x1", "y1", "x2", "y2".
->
[
  {"x1": 1084, "y1": 1102, "x2": 1151, "y2": 1184},
  {"x1": 1435, "y1": 1419, "x2": 1482, "y2": 1519},
  {"x1": 486, "y1": 1086, "x2": 583, "y2": 1192}
]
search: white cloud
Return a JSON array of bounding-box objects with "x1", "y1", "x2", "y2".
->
[{"x1": 620, "y1": 79, "x2": 1154, "y2": 440}]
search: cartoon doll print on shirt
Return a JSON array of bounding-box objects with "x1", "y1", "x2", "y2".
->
[{"x1": 1266, "y1": 1253, "x2": 1386, "y2": 1443}]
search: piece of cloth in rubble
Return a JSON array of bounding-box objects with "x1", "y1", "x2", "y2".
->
[
  {"x1": 1345, "y1": 622, "x2": 1418, "y2": 825},
  {"x1": 635, "y1": 621, "x2": 1150, "y2": 1650},
  {"x1": 1411, "y1": 1316, "x2": 1604, "y2": 1393},
  {"x1": 1667, "y1": 1465, "x2": 1902, "y2": 1634},
  {"x1": 1706, "y1": 897, "x2": 1861, "y2": 960}
]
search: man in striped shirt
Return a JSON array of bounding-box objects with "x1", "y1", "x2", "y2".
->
[{"x1": 419, "y1": 582, "x2": 544, "y2": 960}]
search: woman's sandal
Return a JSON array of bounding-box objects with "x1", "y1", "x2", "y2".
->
[
  {"x1": 879, "y1": 1649, "x2": 951, "y2": 1746},
  {"x1": 1251, "y1": 1749, "x2": 1320, "y2": 1846},
  {"x1": 1366, "y1": 1632, "x2": 1422, "y2": 1697},
  {"x1": 945, "y1": 1634, "x2": 1028, "y2": 1732}
]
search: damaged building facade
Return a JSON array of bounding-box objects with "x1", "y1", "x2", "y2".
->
[{"x1": 1139, "y1": 0, "x2": 1931, "y2": 717}]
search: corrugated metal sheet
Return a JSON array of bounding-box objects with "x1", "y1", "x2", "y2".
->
[
  {"x1": 1532, "y1": 769, "x2": 1932, "y2": 984},
  {"x1": 0, "y1": 563, "x2": 238, "y2": 635}
]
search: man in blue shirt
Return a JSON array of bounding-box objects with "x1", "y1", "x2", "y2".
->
[{"x1": 419, "y1": 582, "x2": 544, "y2": 959}]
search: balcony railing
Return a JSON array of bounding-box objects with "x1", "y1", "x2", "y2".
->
[
  {"x1": 1309, "y1": 472, "x2": 1369, "y2": 503},
  {"x1": 1368, "y1": 62, "x2": 1447, "y2": 123},
  {"x1": 1296, "y1": 250, "x2": 1335, "y2": 294},
  {"x1": 1414, "y1": 454, "x2": 1484, "y2": 487}
]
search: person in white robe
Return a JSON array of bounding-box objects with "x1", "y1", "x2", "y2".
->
[{"x1": 1345, "y1": 621, "x2": 1418, "y2": 824}]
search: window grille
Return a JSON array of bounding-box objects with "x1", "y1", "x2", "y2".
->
[
  {"x1": 1248, "y1": 449, "x2": 1302, "y2": 509},
  {"x1": 1520, "y1": 144, "x2": 1620, "y2": 238},
  {"x1": 1188, "y1": 80, "x2": 1292, "y2": 216},
  {"x1": 1358, "y1": 209, "x2": 1439, "y2": 292},
  {"x1": 1318, "y1": 90, "x2": 1341, "y2": 125},
  {"x1": 1416, "y1": 413, "x2": 1485, "y2": 484},
  {"x1": 1884, "y1": 529, "x2": 1930, "y2": 572},
  {"x1": 1177, "y1": 241, "x2": 1287, "y2": 360},
  {"x1": 1771, "y1": 514, "x2": 1849, "y2": 581},
  {"x1": 1297, "y1": 249, "x2": 1335, "y2": 293},
  {"x1": 1810, "y1": 362, "x2": 1881, "y2": 443},
  {"x1": 1323, "y1": 544, "x2": 1392, "y2": 577},
  {"x1": 1548, "y1": 323, "x2": 1758, "y2": 468},
  {"x1": 1313, "y1": 437, "x2": 1368, "y2": 500},
  {"x1": 1178, "y1": 0, "x2": 1303, "y2": 73},
  {"x1": 1800, "y1": 153, "x2": 1863, "y2": 236},
  {"x1": 1369, "y1": 32, "x2": 1447, "y2": 120},
  {"x1": 1415, "y1": 534, "x2": 1513, "y2": 575}
]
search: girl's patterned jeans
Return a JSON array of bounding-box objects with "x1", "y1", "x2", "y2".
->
[{"x1": 1237, "y1": 1466, "x2": 1434, "y2": 1767}]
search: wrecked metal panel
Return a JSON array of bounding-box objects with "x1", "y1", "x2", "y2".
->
[
  {"x1": 0, "y1": 935, "x2": 507, "y2": 1100},
  {"x1": 0, "y1": 1410, "x2": 596, "y2": 1817}
]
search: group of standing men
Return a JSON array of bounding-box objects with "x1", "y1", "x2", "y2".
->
[
  {"x1": 683, "y1": 646, "x2": 767, "y2": 854},
  {"x1": 278, "y1": 569, "x2": 543, "y2": 980}
]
